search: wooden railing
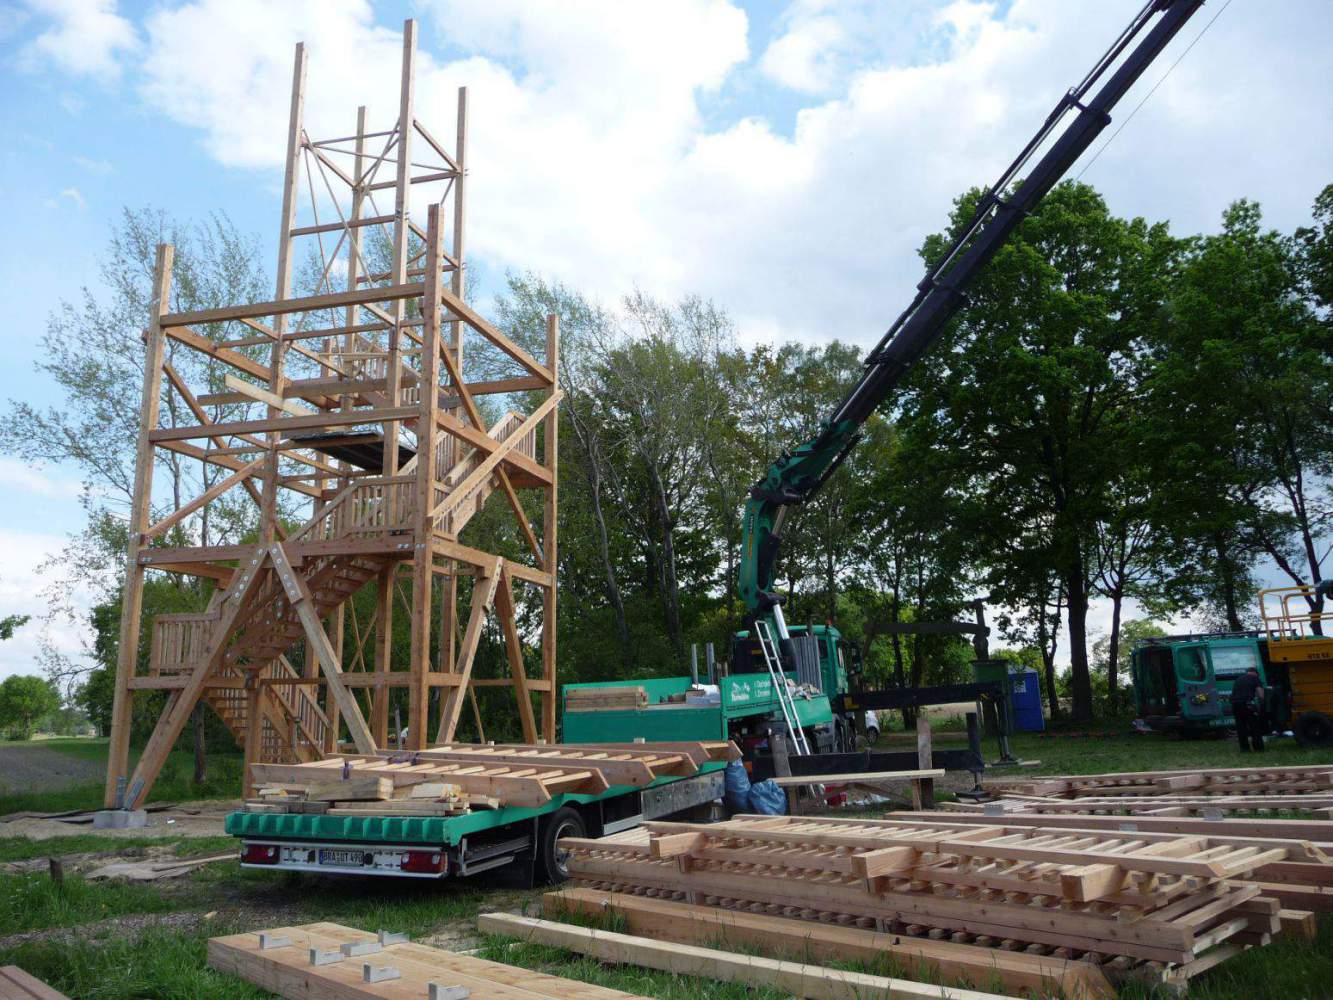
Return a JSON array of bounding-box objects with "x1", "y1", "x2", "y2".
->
[
  {"x1": 263, "y1": 658, "x2": 330, "y2": 756},
  {"x1": 148, "y1": 612, "x2": 219, "y2": 676},
  {"x1": 290, "y1": 475, "x2": 417, "y2": 543},
  {"x1": 433, "y1": 411, "x2": 536, "y2": 537}
]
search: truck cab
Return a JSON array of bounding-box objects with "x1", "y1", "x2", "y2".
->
[
  {"x1": 731, "y1": 623, "x2": 859, "y2": 700},
  {"x1": 1131, "y1": 633, "x2": 1290, "y2": 737}
]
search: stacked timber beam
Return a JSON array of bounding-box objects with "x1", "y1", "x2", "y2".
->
[
  {"x1": 210, "y1": 922, "x2": 653, "y2": 999},
  {"x1": 104, "y1": 18, "x2": 562, "y2": 810},
  {"x1": 245, "y1": 741, "x2": 733, "y2": 813},
  {"x1": 479, "y1": 912, "x2": 1022, "y2": 1000},
  {"x1": 559, "y1": 813, "x2": 1327, "y2": 992},
  {"x1": 976, "y1": 764, "x2": 1333, "y2": 818}
]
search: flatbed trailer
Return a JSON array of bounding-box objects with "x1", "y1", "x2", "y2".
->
[{"x1": 226, "y1": 757, "x2": 727, "y2": 885}]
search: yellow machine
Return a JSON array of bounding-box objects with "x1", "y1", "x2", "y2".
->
[{"x1": 1260, "y1": 584, "x2": 1333, "y2": 745}]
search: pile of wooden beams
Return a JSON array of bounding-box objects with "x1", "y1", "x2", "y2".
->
[
  {"x1": 564, "y1": 686, "x2": 648, "y2": 712},
  {"x1": 978, "y1": 764, "x2": 1333, "y2": 818},
  {"x1": 244, "y1": 741, "x2": 733, "y2": 814},
  {"x1": 209, "y1": 922, "x2": 652, "y2": 999},
  {"x1": 539, "y1": 889, "x2": 1107, "y2": 998},
  {"x1": 560, "y1": 813, "x2": 1326, "y2": 991}
]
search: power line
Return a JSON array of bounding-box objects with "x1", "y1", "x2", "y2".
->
[{"x1": 1076, "y1": 0, "x2": 1234, "y2": 181}]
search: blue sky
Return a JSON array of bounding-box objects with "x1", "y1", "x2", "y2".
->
[{"x1": 0, "y1": 0, "x2": 1328, "y2": 679}]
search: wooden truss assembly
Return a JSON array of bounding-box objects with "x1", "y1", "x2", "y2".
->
[
  {"x1": 560, "y1": 814, "x2": 1322, "y2": 988},
  {"x1": 104, "y1": 19, "x2": 560, "y2": 809},
  {"x1": 209, "y1": 922, "x2": 650, "y2": 1000},
  {"x1": 976, "y1": 764, "x2": 1333, "y2": 819},
  {"x1": 985, "y1": 764, "x2": 1333, "y2": 799}
]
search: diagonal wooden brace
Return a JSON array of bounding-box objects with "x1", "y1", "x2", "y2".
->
[
  {"x1": 269, "y1": 543, "x2": 377, "y2": 754},
  {"x1": 435, "y1": 556, "x2": 503, "y2": 743},
  {"x1": 494, "y1": 565, "x2": 538, "y2": 743},
  {"x1": 122, "y1": 547, "x2": 270, "y2": 808}
]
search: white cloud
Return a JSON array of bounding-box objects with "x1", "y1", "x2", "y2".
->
[
  {"x1": 19, "y1": 0, "x2": 138, "y2": 80},
  {"x1": 72, "y1": 154, "x2": 113, "y2": 173},
  {"x1": 0, "y1": 530, "x2": 95, "y2": 684},
  {"x1": 0, "y1": 459, "x2": 84, "y2": 501},
  {"x1": 45, "y1": 186, "x2": 85, "y2": 210},
  {"x1": 111, "y1": 0, "x2": 1329, "y2": 353}
]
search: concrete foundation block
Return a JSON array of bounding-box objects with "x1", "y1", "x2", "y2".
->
[{"x1": 92, "y1": 809, "x2": 149, "y2": 830}]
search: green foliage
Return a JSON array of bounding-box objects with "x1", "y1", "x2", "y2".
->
[
  {"x1": 0, "y1": 675, "x2": 60, "y2": 740},
  {"x1": 0, "y1": 614, "x2": 28, "y2": 641}
]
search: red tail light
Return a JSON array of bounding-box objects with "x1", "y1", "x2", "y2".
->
[
  {"x1": 242, "y1": 843, "x2": 280, "y2": 865},
  {"x1": 400, "y1": 850, "x2": 446, "y2": 874}
]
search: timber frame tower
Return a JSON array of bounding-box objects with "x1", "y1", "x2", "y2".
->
[{"x1": 104, "y1": 20, "x2": 560, "y2": 809}]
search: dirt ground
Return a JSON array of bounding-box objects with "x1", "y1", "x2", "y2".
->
[
  {"x1": 0, "y1": 743, "x2": 104, "y2": 793},
  {"x1": 0, "y1": 801, "x2": 235, "y2": 841}
]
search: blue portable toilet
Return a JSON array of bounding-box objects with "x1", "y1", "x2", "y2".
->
[{"x1": 1009, "y1": 669, "x2": 1045, "y2": 732}]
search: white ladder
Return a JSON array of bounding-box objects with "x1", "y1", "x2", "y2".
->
[{"x1": 755, "y1": 619, "x2": 812, "y2": 755}]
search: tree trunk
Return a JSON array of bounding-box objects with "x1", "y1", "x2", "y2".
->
[
  {"x1": 650, "y1": 468, "x2": 685, "y2": 660},
  {"x1": 191, "y1": 703, "x2": 207, "y2": 783},
  {"x1": 1105, "y1": 590, "x2": 1123, "y2": 713},
  {"x1": 1065, "y1": 562, "x2": 1094, "y2": 723},
  {"x1": 1214, "y1": 535, "x2": 1244, "y2": 631},
  {"x1": 588, "y1": 472, "x2": 630, "y2": 667}
]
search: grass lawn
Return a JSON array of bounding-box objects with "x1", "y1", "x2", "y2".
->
[
  {"x1": 0, "y1": 732, "x2": 1330, "y2": 998},
  {"x1": 1003, "y1": 727, "x2": 1333, "y2": 776},
  {"x1": 0, "y1": 737, "x2": 245, "y2": 815}
]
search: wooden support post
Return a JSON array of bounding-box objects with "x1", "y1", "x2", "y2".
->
[
  {"x1": 104, "y1": 243, "x2": 174, "y2": 808},
  {"x1": 380, "y1": 19, "x2": 415, "y2": 481},
  {"x1": 541, "y1": 314, "x2": 559, "y2": 742},
  {"x1": 242, "y1": 678, "x2": 263, "y2": 798},
  {"x1": 917, "y1": 715, "x2": 935, "y2": 810},
  {"x1": 436, "y1": 557, "x2": 502, "y2": 742},
  {"x1": 372, "y1": 566, "x2": 392, "y2": 747},
  {"x1": 407, "y1": 205, "x2": 444, "y2": 750},
  {"x1": 260, "y1": 41, "x2": 306, "y2": 544},
  {"x1": 495, "y1": 566, "x2": 538, "y2": 743}
]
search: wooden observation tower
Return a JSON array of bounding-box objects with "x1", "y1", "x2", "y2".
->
[{"x1": 104, "y1": 21, "x2": 560, "y2": 809}]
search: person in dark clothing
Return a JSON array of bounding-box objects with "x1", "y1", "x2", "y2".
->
[{"x1": 1230, "y1": 667, "x2": 1266, "y2": 752}]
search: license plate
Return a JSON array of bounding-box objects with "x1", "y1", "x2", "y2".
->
[{"x1": 319, "y1": 849, "x2": 365, "y2": 867}]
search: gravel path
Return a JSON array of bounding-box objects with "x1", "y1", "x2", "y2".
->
[{"x1": 0, "y1": 743, "x2": 103, "y2": 794}]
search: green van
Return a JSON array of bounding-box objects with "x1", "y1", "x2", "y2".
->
[{"x1": 1130, "y1": 633, "x2": 1291, "y2": 738}]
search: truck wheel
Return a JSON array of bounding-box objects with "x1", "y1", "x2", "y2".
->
[
  {"x1": 538, "y1": 807, "x2": 586, "y2": 884},
  {"x1": 1295, "y1": 712, "x2": 1333, "y2": 748}
]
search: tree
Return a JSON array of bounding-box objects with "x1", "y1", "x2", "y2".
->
[
  {"x1": 0, "y1": 675, "x2": 60, "y2": 740},
  {"x1": 1092, "y1": 618, "x2": 1166, "y2": 715},
  {"x1": 0, "y1": 615, "x2": 28, "y2": 641},
  {"x1": 910, "y1": 181, "x2": 1182, "y2": 721},
  {"x1": 76, "y1": 666, "x2": 116, "y2": 737},
  {"x1": 1152, "y1": 197, "x2": 1331, "y2": 629}
]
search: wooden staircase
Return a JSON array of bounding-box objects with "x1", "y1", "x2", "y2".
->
[{"x1": 143, "y1": 410, "x2": 533, "y2": 765}]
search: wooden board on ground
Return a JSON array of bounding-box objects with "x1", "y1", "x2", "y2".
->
[
  {"x1": 544, "y1": 887, "x2": 1116, "y2": 1000},
  {"x1": 209, "y1": 921, "x2": 648, "y2": 1000},
  {"x1": 768, "y1": 769, "x2": 945, "y2": 786},
  {"x1": 0, "y1": 965, "x2": 69, "y2": 1000},
  {"x1": 478, "y1": 912, "x2": 1022, "y2": 1000}
]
